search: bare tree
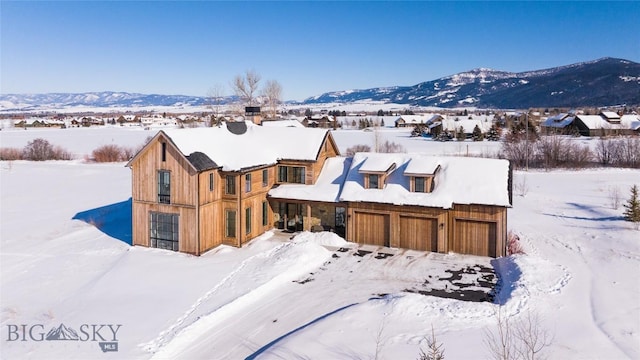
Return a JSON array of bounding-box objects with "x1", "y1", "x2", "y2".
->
[
  {"x1": 484, "y1": 309, "x2": 553, "y2": 360},
  {"x1": 206, "y1": 84, "x2": 225, "y2": 126},
  {"x1": 261, "y1": 79, "x2": 282, "y2": 119},
  {"x1": 232, "y1": 69, "x2": 262, "y2": 107},
  {"x1": 484, "y1": 308, "x2": 516, "y2": 360},
  {"x1": 513, "y1": 312, "x2": 553, "y2": 360}
]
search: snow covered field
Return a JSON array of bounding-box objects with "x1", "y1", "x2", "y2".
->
[{"x1": 1, "y1": 127, "x2": 639, "y2": 359}]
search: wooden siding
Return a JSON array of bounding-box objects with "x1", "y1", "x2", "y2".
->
[
  {"x1": 353, "y1": 212, "x2": 390, "y2": 246},
  {"x1": 448, "y1": 204, "x2": 507, "y2": 257},
  {"x1": 130, "y1": 133, "x2": 197, "y2": 206},
  {"x1": 399, "y1": 216, "x2": 438, "y2": 251},
  {"x1": 451, "y1": 220, "x2": 497, "y2": 257},
  {"x1": 131, "y1": 202, "x2": 198, "y2": 254},
  {"x1": 347, "y1": 202, "x2": 506, "y2": 258}
]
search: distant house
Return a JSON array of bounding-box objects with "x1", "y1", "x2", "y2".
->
[
  {"x1": 428, "y1": 115, "x2": 493, "y2": 137},
  {"x1": 127, "y1": 123, "x2": 512, "y2": 258},
  {"x1": 541, "y1": 112, "x2": 640, "y2": 136},
  {"x1": 14, "y1": 118, "x2": 64, "y2": 128}
]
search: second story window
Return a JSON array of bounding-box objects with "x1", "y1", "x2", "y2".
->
[
  {"x1": 278, "y1": 166, "x2": 305, "y2": 184},
  {"x1": 226, "y1": 175, "x2": 236, "y2": 195},
  {"x1": 368, "y1": 174, "x2": 379, "y2": 189},
  {"x1": 245, "y1": 173, "x2": 251, "y2": 193},
  {"x1": 415, "y1": 177, "x2": 426, "y2": 192},
  {"x1": 158, "y1": 170, "x2": 170, "y2": 203},
  {"x1": 209, "y1": 173, "x2": 214, "y2": 192},
  {"x1": 262, "y1": 169, "x2": 268, "y2": 187}
]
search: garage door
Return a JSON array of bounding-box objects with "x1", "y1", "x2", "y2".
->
[
  {"x1": 451, "y1": 220, "x2": 496, "y2": 257},
  {"x1": 399, "y1": 216, "x2": 438, "y2": 252},
  {"x1": 354, "y1": 212, "x2": 389, "y2": 247}
]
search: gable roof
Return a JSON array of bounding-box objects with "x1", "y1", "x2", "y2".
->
[
  {"x1": 270, "y1": 152, "x2": 512, "y2": 209},
  {"x1": 159, "y1": 125, "x2": 332, "y2": 171}
]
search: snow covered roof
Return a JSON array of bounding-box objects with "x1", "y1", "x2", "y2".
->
[
  {"x1": 601, "y1": 111, "x2": 620, "y2": 119},
  {"x1": 358, "y1": 155, "x2": 396, "y2": 173},
  {"x1": 541, "y1": 114, "x2": 575, "y2": 128},
  {"x1": 268, "y1": 157, "x2": 352, "y2": 202},
  {"x1": 403, "y1": 157, "x2": 440, "y2": 175},
  {"x1": 159, "y1": 125, "x2": 330, "y2": 171},
  {"x1": 340, "y1": 153, "x2": 511, "y2": 208},
  {"x1": 261, "y1": 119, "x2": 304, "y2": 128},
  {"x1": 269, "y1": 153, "x2": 511, "y2": 209}
]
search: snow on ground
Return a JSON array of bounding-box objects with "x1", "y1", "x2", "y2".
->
[{"x1": 1, "y1": 127, "x2": 639, "y2": 359}]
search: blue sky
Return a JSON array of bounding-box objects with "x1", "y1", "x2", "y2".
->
[{"x1": 2, "y1": 1, "x2": 638, "y2": 101}]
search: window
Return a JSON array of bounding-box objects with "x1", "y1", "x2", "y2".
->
[
  {"x1": 150, "y1": 212, "x2": 179, "y2": 251},
  {"x1": 262, "y1": 169, "x2": 269, "y2": 187},
  {"x1": 245, "y1": 173, "x2": 251, "y2": 193},
  {"x1": 278, "y1": 166, "x2": 287, "y2": 182},
  {"x1": 209, "y1": 173, "x2": 214, "y2": 192},
  {"x1": 246, "y1": 207, "x2": 252, "y2": 234},
  {"x1": 225, "y1": 210, "x2": 236, "y2": 238},
  {"x1": 158, "y1": 170, "x2": 170, "y2": 203},
  {"x1": 293, "y1": 167, "x2": 305, "y2": 184},
  {"x1": 262, "y1": 201, "x2": 268, "y2": 226},
  {"x1": 161, "y1": 142, "x2": 166, "y2": 162},
  {"x1": 415, "y1": 177, "x2": 426, "y2": 192},
  {"x1": 277, "y1": 166, "x2": 305, "y2": 184},
  {"x1": 368, "y1": 174, "x2": 379, "y2": 189},
  {"x1": 225, "y1": 175, "x2": 236, "y2": 195}
]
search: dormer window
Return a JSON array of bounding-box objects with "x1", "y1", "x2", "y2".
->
[
  {"x1": 415, "y1": 177, "x2": 426, "y2": 192},
  {"x1": 368, "y1": 174, "x2": 379, "y2": 189}
]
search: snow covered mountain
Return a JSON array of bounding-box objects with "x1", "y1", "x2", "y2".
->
[
  {"x1": 2, "y1": 58, "x2": 638, "y2": 111},
  {"x1": 0, "y1": 92, "x2": 229, "y2": 112},
  {"x1": 303, "y1": 58, "x2": 640, "y2": 108}
]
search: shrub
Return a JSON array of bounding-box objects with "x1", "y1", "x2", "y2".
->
[
  {"x1": 22, "y1": 138, "x2": 72, "y2": 161},
  {"x1": 378, "y1": 140, "x2": 406, "y2": 153},
  {"x1": 0, "y1": 147, "x2": 23, "y2": 160},
  {"x1": 92, "y1": 144, "x2": 126, "y2": 162},
  {"x1": 345, "y1": 144, "x2": 371, "y2": 156}
]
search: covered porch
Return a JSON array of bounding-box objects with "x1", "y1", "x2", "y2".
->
[{"x1": 270, "y1": 199, "x2": 347, "y2": 238}]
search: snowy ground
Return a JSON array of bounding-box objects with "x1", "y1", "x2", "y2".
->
[{"x1": 1, "y1": 127, "x2": 639, "y2": 359}]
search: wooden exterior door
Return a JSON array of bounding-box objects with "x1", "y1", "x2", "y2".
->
[
  {"x1": 399, "y1": 216, "x2": 438, "y2": 252},
  {"x1": 354, "y1": 212, "x2": 389, "y2": 247},
  {"x1": 451, "y1": 219, "x2": 497, "y2": 257}
]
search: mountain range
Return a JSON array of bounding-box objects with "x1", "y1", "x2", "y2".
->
[
  {"x1": 303, "y1": 58, "x2": 640, "y2": 108},
  {"x1": 1, "y1": 58, "x2": 638, "y2": 111}
]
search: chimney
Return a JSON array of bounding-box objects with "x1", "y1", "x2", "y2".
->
[{"x1": 245, "y1": 106, "x2": 262, "y2": 125}]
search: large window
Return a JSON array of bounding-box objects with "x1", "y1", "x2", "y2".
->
[
  {"x1": 226, "y1": 175, "x2": 236, "y2": 195},
  {"x1": 225, "y1": 210, "x2": 236, "y2": 238},
  {"x1": 415, "y1": 177, "x2": 426, "y2": 192},
  {"x1": 245, "y1": 173, "x2": 251, "y2": 193},
  {"x1": 158, "y1": 170, "x2": 171, "y2": 203},
  {"x1": 262, "y1": 201, "x2": 268, "y2": 226},
  {"x1": 368, "y1": 174, "x2": 379, "y2": 189},
  {"x1": 150, "y1": 212, "x2": 179, "y2": 251},
  {"x1": 245, "y1": 207, "x2": 252, "y2": 234},
  {"x1": 278, "y1": 166, "x2": 305, "y2": 184}
]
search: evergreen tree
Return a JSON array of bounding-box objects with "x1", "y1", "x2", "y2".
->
[
  {"x1": 486, "y1": 125, "x2": 500, "y2": 141},
  {"x1": 472, "y1": 124, "x2": 484, "y2": 141},
  {"x1": 456, "y1": 126, "x2": 466, "y2": 141},
  {"x1": 377, "y1": 109, "x2": 384, "y2": 116},
  {"x1": 623, "y1": 185, "x2": 640, "y2": 229},
  {"x1": 381, "y1": 118, "x2": 385, "y2": 127},
  {"x1": 351, "y1": 119, "x2": 356, "y2": 128}
]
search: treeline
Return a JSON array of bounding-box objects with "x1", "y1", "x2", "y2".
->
[{"x1": 0, "y1": 137, "x2": 150, "y2": 162}]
